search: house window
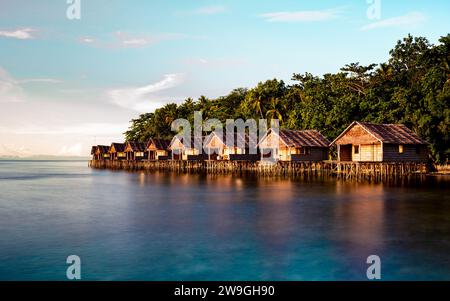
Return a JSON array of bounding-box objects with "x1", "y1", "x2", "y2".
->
[
  {"x1": 399, "y1": 145, "x2": 404, "y2": 154},
  {"x1": 354, "y1": 145, "x2": 359, "y2": 154},
  {"x1": 135, "y1": 152, "x2": 144, "y2": 157}
]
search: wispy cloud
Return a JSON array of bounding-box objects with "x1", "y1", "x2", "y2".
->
[
  {"x1": 361, "y1": 12, "x2": 426, "y2": 31},
  {"x1": 57, "y1": 143, "x2": 83, "y2": 156},
  {"x1": 79, "y1": 32, "x2": 187, "y2": 49},
  {"x1": 0, "y1": 28, "x2": 36, "y2": 39},
  {"x1": 194, "y1": 5, "x2": 226, "y2": 15},
  {"x1": 175, "y1": 5, "x2": 227, "y2": 16},
  {"x1": 0, "y1": 144, "x2": 34, "y2": 157},
  {"x1": 0, "y1": 122, "x2": 129, "y2": 136},
  {"x1": 0, "y1": 67, "x2": 26, "y2": 103},
  {"x1": 108, "y1": 73, "x2": 186, "y2": 112},
  {"x1": 0, "y1": 122, "x2": 129, "y2": 157},
  {"x1": 260, "y1": 9, "x2": 341, "y2": 22},
  {"x1": 115, "y1": 31, "x2": 182, "y2": 48},
  {"x1": 18, "y1": 78, "x2": 63, "y2": 84},
  {"x1": 184, "y1": 58, "x2": 247, "y2": 68},
  {"x1": 0, "y1": 67, "x2": 63, "y2": 103},
  {"x1": 79, "y1": 37, "x2": 95, "y2": 44}
]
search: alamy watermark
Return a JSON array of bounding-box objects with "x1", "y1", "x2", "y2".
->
[
  {"x1": 366, "y1": 0, "x2": 381, "y2": 20},
  {"x1": 366, "y1": 255, "x2": 381, "y2": 280},
  {"x1": 66, "y1": 0, "x2": 81, "y2": 20},
  {"x1": 66, "y1": 255, "x2": 81, "y2": 280},
  {"x1": 171, "y1": 111, "x2": 280, "y2": 164}
]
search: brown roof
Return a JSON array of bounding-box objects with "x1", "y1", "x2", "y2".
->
[
  {"x1": 96, "y1": 145, "x2": 110, "y2": 154},
  {"x1": 126, "y1": 142, "x2": 146, "y2": 152},
  {"x1": 331, "y1": 121, "x2": 428, "y2": 145},
  {"x1": 147, "y1": 138, "x2": 171, "y2": 150},
  {"x1": 278, "y1": 129, "x2": 330, "y2": 148},
  {"x1": 91, "y1": 146, "x2": 98, "y2": 155},
  {"x1": 110, "y1": 142, "x2": 126, "y2": 153},
  {"x1": 169, "y1": 135, "x2": 205, "y2": 149},
  {"x1": 205, "y1": 131, "x2": 258, "y2": 149}
]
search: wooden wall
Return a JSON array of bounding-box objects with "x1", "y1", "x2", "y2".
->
[
  {"x1": 339, "y1": 143, "x2": 427, "y2": 162},
  {"x1": 383, "y1": 144, "x2": 428, "y2": 162},
  {"x1": 334, "y1": 124, "x2": 379, "y2": 145},
  {"x1": 280, "y1": 147, "x2": 328, "y2": 161},
  {"x1": 291, "y1": 148, "x2": 328, "y2": 161},
  {"x1": 351, "y1": 143, "x2": 382, "y2": 162}
]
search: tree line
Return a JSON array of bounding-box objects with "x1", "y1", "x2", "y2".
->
[{"x1": 125, "y1": 34, "x2": 449, "y2": 163}]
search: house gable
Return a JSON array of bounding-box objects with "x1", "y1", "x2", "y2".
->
[{"x1": 334, "y1": 124, "x2": 380, "y2": 145}]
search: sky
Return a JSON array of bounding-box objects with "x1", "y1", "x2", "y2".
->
[{"x1": 0, "y1": 0, "x2": 449, "y2": 157}]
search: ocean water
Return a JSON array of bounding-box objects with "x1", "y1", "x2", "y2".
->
[{"x1": 0, "y1": 160, "x2": 449, "y2": 280}]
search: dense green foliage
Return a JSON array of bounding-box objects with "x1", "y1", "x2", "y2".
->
[{"x1": 125, "y1": 34, "x2": 450, "y2": 163}]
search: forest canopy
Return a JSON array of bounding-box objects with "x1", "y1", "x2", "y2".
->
[{"x1": 125, "y1": 34, "x2": 450, "y2": 163}]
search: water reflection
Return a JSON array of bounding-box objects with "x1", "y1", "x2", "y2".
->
[
  {"x1": 334, "y1": 182, "x2": 386, "y2": 249},
  {"x1": 1, "y1": 161, "x2": 449, "y2": 280}
]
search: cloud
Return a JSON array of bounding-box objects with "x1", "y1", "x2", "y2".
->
[
  {"x1": 57, "y1": 143, "x2": 83, "y2": 156},
  {"x1": 18, "y1": 78, "x2": 63, "y2": 84},
  {"x1": 260, "y1": 9, "x2": 341, "y2": 22},
  {"x1": 0, "y1": 67, "x2": 63, "y2": 103},
  {"x1": 184, "y1": 58, "x2": 247, "y2": 68},
  {"x1": 115, "y1": 31, "x2": 154, "y2": 48},
  {"x1": 0, "y1": 122, "x2": 130, "y2": 136},
  {"x1": 79, "y1": 32, "x2": 187, "y2": 49},
  {"x1": 0, "y1": 28, "x2": 36, "y2": 39},
  {"x1": 79, "y1": 37, "x2": 95, "y2": 44},
  {"x1": 108, "y1": 73, "x2": 186, "y2": 112},
  {"x1": 0, "y1": 67, "x2": 26, "y2": 103},
  {"x1": 361, "y1": 12, "x2": 426, "y2": 31},
  {"x1": 0, "y1": 144, "x2": 34, "y2": 157},
  {"x1": 194, "y1": 5, "x2": 226, "y2": 15}
]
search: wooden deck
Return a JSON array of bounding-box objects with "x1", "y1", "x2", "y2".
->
[{"x1": 89, "y1": 159, "x2": 429, "y2": 180}]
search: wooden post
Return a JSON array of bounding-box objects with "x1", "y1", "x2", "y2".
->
[{"x1": 337, "y1": 144, "x2": 340, "y2": 161}]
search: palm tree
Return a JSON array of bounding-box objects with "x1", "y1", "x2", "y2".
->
[
  {"x1": 249, "y1": 94, "x2": 264, "y2": 119},
  {"x1": 265, "y1": 97, "x2": 284, "y2": 123},
  {"x1": 375, "y1": 63, "x2": 394, "y2": 81}
]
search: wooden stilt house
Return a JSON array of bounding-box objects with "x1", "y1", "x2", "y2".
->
[
  {"x1": 168, "y1": 135, "x2": 205, "y2": 160},
  {"x1": 94, "y1": 145, "x2": 110, "y2": 161},
  {"x1": 203, "y1": 131, "x2": 259, "y2": 161},
  {"x1": 146, "y1": 138, "x2": 171, "y2": 161},
  {"x1": 91, "y1": 146, "x2": 98, "y2": 160},
  {"x1": 258, "y1": 129, "x2": 329, "y2": 161},
  {"x1": 109, "y1": 143, "x2": 126, "y2": 161},
  {"x1": 330, "y1": 121, "x2": 428, "y2": 162},
  {"x1": 124, "y1": 142, "x2": 148, "y2": 161}
]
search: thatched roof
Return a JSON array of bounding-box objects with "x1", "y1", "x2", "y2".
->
[
  {"x1": 110, "y1": 142, "x2": 126, "y2": 153},
  {"x1": 204, "y1": 131, "x2": 258, "y2": 149},
  {"x1": 169, "y1": 135, "x2": 205, "y2": 149},
  {"x1": 91, "y1": 146, "x2": 98, "y2": 155},
  {"x1": 125, "y1": 142, "x2": 146, "y2": 152},
  {"x1": 96, "y1": 145, "x2": 110, "y2": 154},
  {"x1": 280, "y1": 129, "x2": 330, "y2": 147},
  {"x1": 331, "y1": 121, "x2": 427, "y2": 145},
  {"x1": 259, "y1": 129, "x2": 329, "y2": 148},
  {"x1": 147, "y1": 138, "x2": 171, "y2": 150}
]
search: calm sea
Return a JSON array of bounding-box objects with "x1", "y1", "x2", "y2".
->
[{"x1": 0, "y1": 160, "x2": 449, "y2": 280}]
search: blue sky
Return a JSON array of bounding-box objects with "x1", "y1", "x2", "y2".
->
[{"x1": 0, "y1": 0, "x2": 449, "y2": 156}]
